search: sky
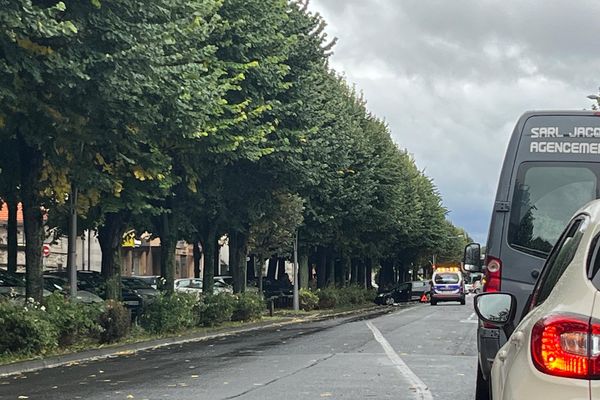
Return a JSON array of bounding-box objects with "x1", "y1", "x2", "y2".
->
[{"x1": 308, "y1": 0, "x2": 600, "y2": 243}]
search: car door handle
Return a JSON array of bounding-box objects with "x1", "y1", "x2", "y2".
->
[
  {"x1": 498, "y1": 350, "x2": 507, "y2": 362},
  {"x1": 510, "y1": 331, "x2": 525, "y2": 346}
]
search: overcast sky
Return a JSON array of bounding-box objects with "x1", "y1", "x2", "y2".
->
[{"x1": 309, "y1": 0, "x2": 600, "y2": 243}]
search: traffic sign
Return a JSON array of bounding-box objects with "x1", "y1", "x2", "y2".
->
[{"x1": 42, "y1": 244, "x2": 51, "y2": 257}]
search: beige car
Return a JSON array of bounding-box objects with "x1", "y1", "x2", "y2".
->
[{"x1": 475, "y1": 199, "x2": 600, "y2": 399}]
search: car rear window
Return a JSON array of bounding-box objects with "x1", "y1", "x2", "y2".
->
[
  {"x1": 434, "y1": 273, "x2": 460, "y2": 284},
  {"x1": 508, "y1": 162, "x2": 599, "y2": 258}
]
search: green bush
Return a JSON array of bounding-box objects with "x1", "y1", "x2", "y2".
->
[
  {"x1": 197, "y1": 293, "x2": 235, "y2": 327},
  {"x1": 299, "y1": 289, "x2": 318, "y2": 311},
  {"x1": 99, "y1": 300, "x2": 131, "y2": 343},
  {"x1": 44, "y1": 292, "x2": 102, "y2": 346},
  {"x1": 363, "y1": 288, "x2": 377, "y2": 303},
  {"x1": 0, "y1": 300, "x2": 58, "y2": 355},
  {"x1": 337, "y1": 286, "x2": 366, "y2": 306},
  {"x1": 232, "y1": 292, "x2": 264, "y2": 321},
  {"x1": 316, "y1": 288, "x2": 338, "y2": 309},
  {"x1": 140, "y1": 293, "x2": 197, "y2": 334}
]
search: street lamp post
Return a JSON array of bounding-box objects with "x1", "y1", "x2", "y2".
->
[{"x1": 293, "y1": 229, "x2": 299, "y2": 311}]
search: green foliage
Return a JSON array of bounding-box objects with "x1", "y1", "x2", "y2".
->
[
  {"x1": 197, "y1": 293, "x2": 235, "y2": 327},
  {"x1": 231, "y1": 292, "x2": 264, "y2": 321},
  {"x1": 140, "y1": 293, "x2": 197, "y2": 334},
  {"x1": 298, "y1": 289, "x2": 318, "y2": 311},
  {"x1": 98, "y1": 300, "x2": 130, "y2": 343},
  {"x1": 316, "y1": 288, "x2": 338, "y2": 309},
  {"x1": 43, "y1": 292, "x2": 102, "y2": 346},
  {"x1": 336, "y1": 286, "x2": 371, "y2": 307},
  {"x1": 0, "y1": 0, "x2": 470, "y2": 301},
  {"x1": 0, "y1": 300, "x2": 58, "y2": 355}
]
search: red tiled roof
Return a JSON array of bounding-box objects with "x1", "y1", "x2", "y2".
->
[{"x1": 0, "y1": 202, "x2": 24, "y2": 224}]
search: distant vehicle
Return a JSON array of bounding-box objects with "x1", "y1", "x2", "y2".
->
[
  {"x1": 474, "y1": 200, "x2": 600, "y2": 399},
  {"x1": 132, "y1": 275, "x2": 161, "y2": 290},
  {"x1": 46, "y1": 271, "x2": 144, "y2": 314},
  {"x1": 214, "y1": 275, "x2": 233, "y2": 287},
  {"x1": 375, "y1": 281, "x2": 430, "y2": 305},
  {"x1": 175, "y1": 278, "x2": 233, "y2": 295},
  {"x1": 430, "y1": 266, "x2": 465, "y2": 305},
  {"x1": 0, "y1": 270, "x2": 51, "y2": 299},
  {"x1": 464, "y1": 273, "x2": 483, "y2": 294},
  {"x1": 43, "y1": 275, "x2": 104, "y2": 303},
  {"x1": 121, "y1": 276, "x2": 159, "y2": 302},
  {"x1": 463, "y1": 111, "x2": 600, "y2": 400},
  {"x1": 175, "y1": 278, "x2": 204, "y2": 295}
]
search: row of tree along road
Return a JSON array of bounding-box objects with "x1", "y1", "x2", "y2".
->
[{"x1": 0, "y1": 0, "x2": 469, "y2": 303}]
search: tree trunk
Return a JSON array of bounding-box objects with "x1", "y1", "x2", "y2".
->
[
  {"x1": 158, "y1": 212, "x2": 176, "y2": 293},
  {"x1": 358, "y1": 258, "x2": 366, "y2": 289},
  {"x1": 350, "y1": 258, "x2": 359, "y2": 285},
  {"x1": 379, "y1": 259, "x2": 395, "y2": 289},
  {"x1": 256, "y1": 254, "x2": 264, "y2": 296},
  {"x1": 366, "y1": 258, "x2": 374, "y2": 289},
  {"x1": 6, "y1": 198, "x2": 18, "y2": 274},
  {"x1": 247, "y1": 254, "x2": 255, "y2": 282},
  {"x1": 213, "y1": 237, "x2": 220, "y2": 276},
  {"x1": 229, "y1": 231, "x2": 248, "y2": 293},
  {"x1": 98, "y1": 212, "x2": 125, "y2": 300},
  {"x1": 201, "y1": 224, "x2": 216, "y2": 295},
  {"x1": 316, "y1": 247, "x2": 326, "y2": 288},
  {"x1": 193, "y1": 241, "x2": 201, "y2": 279},
  {"x1": 326, "y1": 251, "x2": 335, "y2": 287},
  {"x1": 299, "y1": 253, "x2": 309, "y2": 289},
  {"x1": 267, "y1": 255, "x2": 277, "y2": 281},
  {"x1": 19, "y1": 142, "x2": 44, "y2": 302}
]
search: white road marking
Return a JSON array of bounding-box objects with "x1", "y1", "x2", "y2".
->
[
  {"x1": 366, "y1": 321, "x2": 433, "y2": 400},
  {"x1": 460, "y1": 312, "x2": 478, "y2": 324}
]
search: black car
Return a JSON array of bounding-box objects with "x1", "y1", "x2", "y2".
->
[
  {"x1": 46, "y1": 271, "x2": 144, "y2": 315},
  {"x1": 375, "y1": 281, "x2": 431, "y2": 305}
]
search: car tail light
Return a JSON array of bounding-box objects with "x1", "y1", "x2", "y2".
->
[
  {"x1": 531, "y1": 314, "x2": 600, "y2": 379},
  {"x1": 483, "y1": 256, "x2": 501, "y2": 293}
]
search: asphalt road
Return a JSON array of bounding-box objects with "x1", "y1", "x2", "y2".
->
[{"x1": 0, "y1": 296, "x2": 478, "y2": 400}]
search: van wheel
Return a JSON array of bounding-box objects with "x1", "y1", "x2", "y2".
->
[
  {"x1": 385, "y1": 297, "x2": 394, "y2": 306},
  {"x1": 475, "y1": 363, "x2": 490, "y2": 400}
]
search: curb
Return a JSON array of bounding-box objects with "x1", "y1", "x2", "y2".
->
[{"x1": 0, "y1": 304, "x2": 402, "y2": 378}]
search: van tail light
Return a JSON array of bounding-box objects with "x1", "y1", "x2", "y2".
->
[
  {"x1": 483, "y1": 256, "x2": 502, "y2": 293},
  {"x1": 531, "y1": 314, "x2": 600, "y2": 379}
]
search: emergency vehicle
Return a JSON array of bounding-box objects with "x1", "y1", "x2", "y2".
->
[{"x1": 430, "y1": 264, "x2": 465, "y2": 305}]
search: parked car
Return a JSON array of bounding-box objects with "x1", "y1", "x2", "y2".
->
[
  {"x1": 175, "y1": 278, "x2": 203, "y2": 295},
  {"x1": 474, "y1": 200, "x2": 600, "y2": 399},
  {"x1": 375, "y1": 281, "x2": 431, "y2": 305},
  {"x1": 45, "y1": 271, "x2": 144, "y2": 315},
  {"x1": 43, "y1": 275, "x2": 104, "y2": 303},
  {"x1": 175, "y1": 278, "x2": 233, "y2": 295},
  {"x1": 0, "y1": 270, "x2": 51, "y2": 299},
  {"x1": 121, "y1": 276, "x2": 159, "y2": 303},
  {"x1": 132, "y1": 275, "x2": 161, "y2": 290}
]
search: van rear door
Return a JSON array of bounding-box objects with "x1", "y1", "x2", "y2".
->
[{"x1": 500, "y1": 113, "x2": 600, "y2": 318}]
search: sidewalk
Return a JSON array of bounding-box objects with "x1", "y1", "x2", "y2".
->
[{"x1": 0, "y1": 304, "x2": 406, "y2": 378}]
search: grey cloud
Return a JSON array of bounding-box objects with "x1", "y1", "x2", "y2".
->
[{"x1": 310, "y1": 0, "x2": 600, "y2": 242}]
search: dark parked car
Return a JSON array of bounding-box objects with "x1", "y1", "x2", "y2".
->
[
  {"x1": 46, "y1": 271, "x2": 144, "y2": 316},
  {"x1": 375, "y1": 281, "x2": 431, "y2": 305}
]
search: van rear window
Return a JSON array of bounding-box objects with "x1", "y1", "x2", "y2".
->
[{"x1": 508, "y1": 162, "x2": 599, "y2": 257}]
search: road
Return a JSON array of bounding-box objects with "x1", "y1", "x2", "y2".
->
[{"x1": 0, "y1": 296, "x2": 478, "y2": 400}]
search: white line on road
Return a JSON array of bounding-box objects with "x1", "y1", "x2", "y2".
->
[
  {"x1": 460, "y1": 312, "x2": 478, "y2": 324},
  {"x1": 366, "y1": 321, "x2": 433, "y2": 400}
]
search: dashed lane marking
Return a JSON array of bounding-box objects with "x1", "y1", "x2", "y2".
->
[
  {"x1": 460, "y1": 312, "x2": 478, "y2": 324},
  {"x1": 366, "y1": 321, "x2": 433, "y2": 400}
]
